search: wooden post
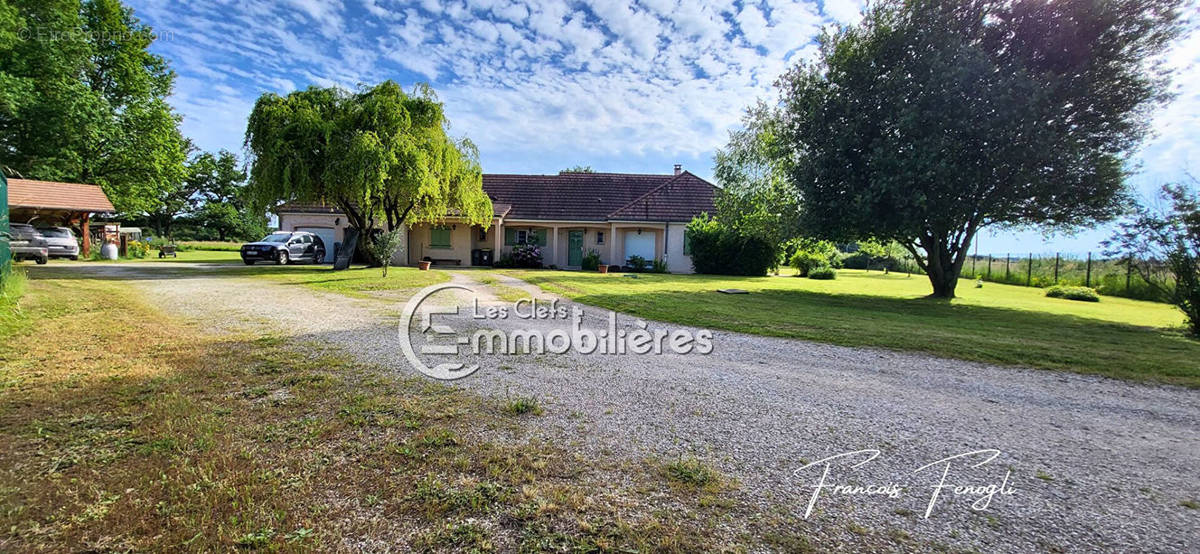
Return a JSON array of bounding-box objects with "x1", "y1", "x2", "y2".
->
[
  {"x1": 987, "y1": 255, "x2": 992, "y2": 278},
  {"x1": 1005, "y1": 253, "x2": 1011, "y2": 281},
  {"x1": 81, "y1": 212, "x2": 91, "y2": 258},
  {"x1": 1026, "y1": 252, "x2": 1033, "y2": 286},
  {"x1": 1053, "y1": 253, "x2": 1060, "y2": 283},
  {"x1": 1085, "y1": 252, "x2": 1092, "y2": 287}
]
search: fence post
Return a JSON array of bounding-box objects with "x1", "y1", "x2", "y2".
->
[
  {"x1": 987, "y1": 255, "x2": 992, "y2": 278},
  {"x1": 1005, "y1": 253, "x2": 1011, "y2": 281},
  {"x1": 1053, "y1": 253, "x2": 1060, "y2": 283},
  {"x1": 1085, "y1": 252, "x2": 1092, "y2": 287},
  {"x1": 1026, "y1": 252, "x2": 1033, "y2": 286},
  {"x1": 971, "y1": 254, "x2": 976, "y2": 276}
]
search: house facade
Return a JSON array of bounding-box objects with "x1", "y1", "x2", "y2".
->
[{"x1": 276, "y1": 167, "x2": 718, "y2": 273}]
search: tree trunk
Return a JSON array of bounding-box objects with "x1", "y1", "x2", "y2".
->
[
  {"x1": 920, "y1": 233, "x2": 972, "y2": 299},
  {"x1": 927, "y1": 265, "x2": 960, "y2": 298}
]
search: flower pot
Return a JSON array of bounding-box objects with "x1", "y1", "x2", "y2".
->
[
  {"x1": 418, "y1": 261, "x2": 432, "y2": 271},
  {"x1": 598, "y1": 265, "x2": 609, "y2": 274}
]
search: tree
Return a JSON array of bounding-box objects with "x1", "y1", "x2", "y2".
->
[
  {"x1": 188, "y1": 150, "x2": 263, "y2": 241},
  {"x1": 0, "y1": 0, "x2": 187, "y2": 214},
  {"x1": 245, "y1": 81, "x2": 492, "y2": 263},
  {"x1": 774, "y1": 0, "x2": 1185, "y2": 297},
  {"x1": 1105, "y1": 179, "x2": 1200, "y2": 336},
  {"x1": 365, "y1": 229, "x2": 405, "y2": 277},
  {"x1": 560, "y1": 165, "x2": 595, "y2": 173},
  {"x1": 714, "y1": 102, "x2": 801, "y2": 249}
]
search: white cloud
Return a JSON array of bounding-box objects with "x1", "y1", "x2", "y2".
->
[
  {"x1": 125, "y1": 0, "x2": 1200, "y2": 209},
  {"x1": 821, "y1": 0, "x2": 864, "y2": 25}
]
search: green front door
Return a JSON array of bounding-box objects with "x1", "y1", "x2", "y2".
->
[{"x1": 567, "y1": 230, "x2": 584, "y2": 266}]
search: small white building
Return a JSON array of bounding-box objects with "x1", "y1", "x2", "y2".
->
[{"x1": 276, "y1": 167, "x2": 718, "y2": 273}]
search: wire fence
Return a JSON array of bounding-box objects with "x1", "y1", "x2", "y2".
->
[
  {"x1": 965, "y1": 253, "x2": 1166, "y2": 302},
  {"x1": 866, "y1": 251, "x2": 1169, "y2": 303}
]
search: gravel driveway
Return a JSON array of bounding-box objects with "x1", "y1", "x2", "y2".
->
[{"x1": 55, "y1": 263, "x2": 1200, "y2": 552}]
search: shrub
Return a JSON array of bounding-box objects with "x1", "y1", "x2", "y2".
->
[
  {"x1": 511, "y1": 244, "x2": 543, "y2": 268},
  {"x1": 626, "y1": 255, "x2": 649, "y2": 272},
  {"x1": 808, "y1": 266, "x2": 837, "y2": 280},
  {"x1": 650, "y1": 258, "x2": 668, "y2": 273},
  {"x1": 840, "y1": 251, "x2": 900, "y2": 271},
  {"x1": 126, "y1": 240, "x2": 151, "y2": 258},
  {"x1": 685, "y1": 214, "x2": 777, "y2": 276},
  {"x1": 581, "y1": 249, "x2": 601, "y2": 271},
  {"x1": 789, "y1": 251, "x2": 827, "y2": 277},
  {"x1": 1046, "y1": 285, "x2": 1100, "y2": 302}
]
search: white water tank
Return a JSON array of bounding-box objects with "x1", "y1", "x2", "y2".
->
[{"x1": 100, "y1": 242, "x2": 118, "y2": 260}]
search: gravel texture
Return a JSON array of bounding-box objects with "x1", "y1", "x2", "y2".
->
[{"x1": 60, "y1": 262, "x2": 1200, "y2": 552}]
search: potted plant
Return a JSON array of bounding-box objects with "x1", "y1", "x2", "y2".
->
[
  {"x1": 418, "y1": 260, "x2": 432, "y2": 271},
  {"x1": 598, "y1": 264, "x2": 609, "y2": 274}
]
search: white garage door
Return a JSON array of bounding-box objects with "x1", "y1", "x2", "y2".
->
[
  {"x1": 623, "y1": 231, "x2": 655, "y2": 263},
  {"x1": 296, "y1": 227, "x2": 336, "y2": 262}
]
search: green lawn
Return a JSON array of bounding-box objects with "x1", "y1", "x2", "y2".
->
[{"x1": 499, "y1": 269, "x2": 1200, "y2": 387}]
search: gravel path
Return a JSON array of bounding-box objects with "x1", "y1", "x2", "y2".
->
[{"x1": 50, "y1": 263, "x2": 1200, "y2": 552}]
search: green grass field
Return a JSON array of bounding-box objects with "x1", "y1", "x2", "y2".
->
[{"x1": 500, "y1": 269, "x2": 1200, "y2": 387}]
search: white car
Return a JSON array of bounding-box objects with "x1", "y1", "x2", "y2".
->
[{"x1": 36, "y1": 226, "x2": 81, "y2": 260}]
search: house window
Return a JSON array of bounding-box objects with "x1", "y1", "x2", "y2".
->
[
  {"x1": 683, "y1": 230, "x2": 692, "y2": 255},
  {"x1": 504, "y1": 228, "x2": 547, "y2": 246},
  {"x1": 430, "y1": 227, "x2": 452, "y2": 249},
  {"x1": 596, "y1": 231, "x2": 605, "y2": 245},
  {"x1": 478, "y1": 228, "x2": 488, "y2": 241}
]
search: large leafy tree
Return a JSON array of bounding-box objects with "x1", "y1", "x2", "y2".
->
[
  {"x1": 187, "y1": 151, "x2": 264, "y2": 241},
  {"x1": 0, "y1": 0, "x2": 187, "y2": 214},
  {"x1": 775, "y1": 0, "x2": 1184, "y2": 297},
  {"x1": 245, "y1": 81, "x2": 492, "y2": 257},
  {"x1": 713, "y1": 101, "x2": 802, "y2": 249}
]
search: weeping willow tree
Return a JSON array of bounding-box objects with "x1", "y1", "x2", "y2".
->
[{"x1": 244, "y1": 81, "x2": 492, "y2": 261}]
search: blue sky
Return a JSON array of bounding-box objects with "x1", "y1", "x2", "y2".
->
[{"x1": 126, "y1": 0, "x2": 1199, "y2": 256}]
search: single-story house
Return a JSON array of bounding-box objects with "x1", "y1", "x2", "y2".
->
[
  {"x1": 6, "y1": 178, "x2": 116, "y2": 258},
  {"x1": 276, "y1": 167, "x2": 718, "y2": 273}
]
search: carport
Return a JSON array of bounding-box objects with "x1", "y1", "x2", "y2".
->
[{"x1": 6, "y1": 179, "x2": 116, "y2": 258}]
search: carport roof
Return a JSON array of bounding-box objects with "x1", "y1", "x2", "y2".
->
[{"x1": 7, "y1": 179, "x2": 115, "y2": 213}]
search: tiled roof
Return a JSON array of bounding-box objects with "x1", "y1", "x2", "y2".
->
[
  {"x1": 276, "y1": 201, "x2": 513, "y2": 218},
  {"x1": 483, "y1": 172, "x2": 692, "y2": 221},
  {"x1": 606, "y1": 172, "x2": 719, "y2": 222},
  {"x1": 274, "y1": 172, "x2": 718, "y2": 223},
  {"x1": 274, "y1": 202, "x2": 342, "y2": 214},
  {"x1": 7, "y1": 178, "x2": 115, "y2": 213}
]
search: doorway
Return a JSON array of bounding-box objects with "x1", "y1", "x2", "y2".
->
[{"x1": 568, "y1": 230, "x2": 584, "y2": 266}]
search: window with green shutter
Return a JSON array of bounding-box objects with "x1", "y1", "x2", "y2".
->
[
  {"x1": 505, "y1": 228, "x2": 518, "y2": 245},
  {"x1": 532, "y1": 228, "x2": 548, "y2": 246},
  {"x1": 430, "y1": 227, "x2": 451, "y2": 249}
]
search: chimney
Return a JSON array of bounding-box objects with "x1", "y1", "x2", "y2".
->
[{"x1": 673, "y1": 163, "x2": 682, "y2": 176}]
